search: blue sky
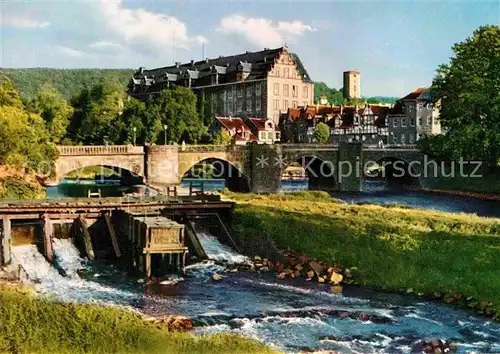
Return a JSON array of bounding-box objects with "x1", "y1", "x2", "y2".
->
[{"x1": 1, "y1": 0, "x2": 498, "y2": 96}]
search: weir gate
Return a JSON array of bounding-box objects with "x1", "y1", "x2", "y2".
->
[{"x1": 0, "y1": 196, "x2": 236, "y2": 277}]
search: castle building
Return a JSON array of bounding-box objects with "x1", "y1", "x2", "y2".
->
[
  {"x1": 128, "y1": 46, "x2": 314, "y2": 125},
  {"x1": 343, "y1": 71, "x2": 361, "y2": 100}
]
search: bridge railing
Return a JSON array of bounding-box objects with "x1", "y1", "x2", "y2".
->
[
  {"x1": 181, "y1": 145, "x2": 248, "y2": 152},
  {"x1": 57, "y1": 145, "x2": 144, "y2": 156}
]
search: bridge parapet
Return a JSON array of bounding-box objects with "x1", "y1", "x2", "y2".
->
[
  {"x1": 181, "y1": 144, "x2": 248, "y2": 153},
  {"x1": 57, "y1": 145, "x2": 144, "y2": 156}
]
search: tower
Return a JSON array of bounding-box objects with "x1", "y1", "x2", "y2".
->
[{"x1": 343, "y1": 71, "x2": 360, "y2": 100}]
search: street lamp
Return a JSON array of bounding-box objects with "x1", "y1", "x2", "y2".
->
[
  {"x1": 163, "y1": 124, "x2": 168, "y2": 145},
  {"x1": 132, "y1": 127, "x2": 137, "y2": 146}
]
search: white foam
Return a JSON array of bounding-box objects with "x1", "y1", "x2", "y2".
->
[
  {"x1": 196, "y1": 231, "x2": 251, "y2": 265},
  {"x1": 53, "y1": 238, "x2": 86, "y2": 278},
  {"x1": 11, "y1": 244, "x2": 135, "y2": 304},
  {"x1": 405, "y1": 312, "x2": 443, "y2": 326}
]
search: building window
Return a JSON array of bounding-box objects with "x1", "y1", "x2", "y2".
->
[
  {"x1": 401, "y1": 118, "x2": 407, "y2": 127},
  {"x1": 293, "y1": 101, "x2": 298, "y2": 108},
  {"x1": 273, "y1": 99, "x2": 279, "y2": 110},
  {"x1": 237, "y1": 100, "x2": 243, "y2": 113},
  {"x1": 434, "y1": 118, "x2": 439, "y2": 125},
  {"x1": 267, "y1": 131, "x2": 273, "y2": 140},
  {"x1": 237, "y1": 86, "x2": 243, "y2": 98},
  {"x1": 283, "y1": 68, "x2": 289, "y2": 78},
  {"x1": 283, "y1": 100, "x2": 288, "y2": 110},
  {"x1": 408, "y1": 104, "x2": 413, "y2": 113},
  {"x1": 409, "y1": 134, "x2": 415, "y2": 144},
  {"x1": 393, "y1": 118, "x2": 399, "y2": 128},
  {"x1": 303, "y1": 86, "x2": 308, "y2": 98},
  {"x1": 284, "y1": 84, "x2": 289, "y2": 97},
  {"x1": 401, "y1": 133, "x2": 406, "y2": 145},
  {"x1": 292, "y1": 85, "x2": 298, "y2": 97},
  {"x1": 392, "y1": 135, "x2": 398, "y2": 144},
  {"x1": 427, "y1": 117, "x2": 432, "y2": 125},
  {"x1": 273, "y1": 112, "x2": 279, "y2": 121},
  {"x1": 228, "y1": 89, "x2": 233, "y2": 98},
  {"x1": 273, "y1": 83, "x2": 279, "y2": 95},
  {"x1": 255, "y1": 82, "x2": 261, "y2": 96},
  {"x1": 410, "y1": 118, "x2": 415, "y2": 127},
  {"x1": 255, "y1": 99, "x2": 261, "y2": 111},
  {"x1": 418, "y1": 102, "x2": 424, "y2": 110},
  {"x1": 246, "y1": 99, "x2": 252, "y2": 111},
  {"x1": 246, "y1": 85, "x2": 252, "y2": 97},
  {"x1": 418, "y1": 117, "x2": 423, "y2": 126}
]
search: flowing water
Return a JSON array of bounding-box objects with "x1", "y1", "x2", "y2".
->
[
  {"x1": 16, "y1": 178, "x2": 500, "y2": 352},
  {"x1": 11, "y1": 232, "x2": 500, "y2": 353}
]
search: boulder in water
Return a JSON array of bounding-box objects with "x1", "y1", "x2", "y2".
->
[{"x1": 330, "y1": 272, "x2": 343, "y2": 285}]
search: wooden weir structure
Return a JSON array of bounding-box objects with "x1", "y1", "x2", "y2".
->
[{"x1": 0, "y1": 196, "x2": 234, "y2": 278}]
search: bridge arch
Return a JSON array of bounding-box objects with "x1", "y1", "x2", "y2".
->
[
  {"x1": 181, "y1": 157, "x2": 250, "y2": 193},
  {"x1": 365, "y1": 156, "x2": 421, "y2": 189},
  {"x1": 281, "y1": 155, "x2": 337, "y2": 191}
]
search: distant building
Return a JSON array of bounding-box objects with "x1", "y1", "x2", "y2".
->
[
  {"x1": 343, "y1": 71, "x2": 361, "y2": 100},
  {"x1": 128, "y1": 46, "x2": 314, "y2": 125},
  {"x1": 330, "y1": 105, "x2": 390, "y2": 145},
  {"x1": 387, "y1": 87, "x2": 441, "y2": 145},
  {"x1": 319, "y1": 95, "x2": 328, "y2": 105},
  {"x1": 209, "y1": 116, "x2": 280, "y2": 145},
  {"x1": 279, "y1": 103, "x2": 389, "y2": 144}
]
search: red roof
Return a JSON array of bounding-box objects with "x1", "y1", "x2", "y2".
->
[
  {"x1": 401, "y1": 87, "x2": 428, "y2": 100},
  {"x1": 248, "y1": 118, "x2": 274, "y2": 131},
  {"x1": 215, "y1": 117, "x2": 250, "y2": 132}
]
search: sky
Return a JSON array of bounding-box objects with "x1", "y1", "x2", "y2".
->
[{"x1": 0, "y1": 0, "x2": 498, "y2": 97}]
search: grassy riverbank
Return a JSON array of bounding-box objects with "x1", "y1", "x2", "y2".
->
[
  {"x1": 228, "y1": 191, "x2": 500, "y2": 318},
  {"x1": 0, "y1": 285, "x2": 277, "y2": 354}
]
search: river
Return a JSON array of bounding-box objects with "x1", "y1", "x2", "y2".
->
[{"x1": 23, "y1": 178, "x2": 500, "y2": 352}]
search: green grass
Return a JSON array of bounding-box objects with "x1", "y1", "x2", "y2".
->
[
  {"x1": 0, "y1": 288, "x2": 278, "y2": 354},
  {"x1": 426, "y1": 165, "x2": 500, "y2": 194},
  {"x1": 229, "y1": 192, "x2": 500, "y2": 317}
]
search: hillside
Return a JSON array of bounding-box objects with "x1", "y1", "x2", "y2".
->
[{"x1": 0, "y1": 68, "x2": 134, "y2": 101}]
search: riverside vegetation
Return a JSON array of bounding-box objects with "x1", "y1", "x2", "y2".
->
[
  {"x1": 0, "y1": 284, "x2": 277, "y2": 354},
  {"x1": 227, "y1": 191, "x2": 500, "y2": 320}
]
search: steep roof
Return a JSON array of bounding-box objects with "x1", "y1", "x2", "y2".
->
[
  {"x1": 137, "y1": 47, "x2": 316, "y2": 84},
  {"x1": 401, "y1": 87, "x2": 428, "y2": 100}
]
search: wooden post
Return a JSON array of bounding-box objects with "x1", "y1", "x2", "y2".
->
[
  {"x1": 1, "y1": 216, "x2": 12, "y2": 265},
  {"x1": 104, "y1": 213, "x2": 121, "y2": 258},
  {"x1": 78, "y1": 216, "x2": 95, "y2": 260},
  {"x1": 42, "y1": 214, "x2": 54, "y2": 262},
  {"x1": 145, "y1": 252, "x2": 151, "y2": 278}
]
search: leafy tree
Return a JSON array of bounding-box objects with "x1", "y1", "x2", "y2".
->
[
  {"x1": 29, "y1": 84, "x2": 73, "y2": 143},
  {"x1": 313, "y1": 122, "x2": 330, "y2": 143},
  {"x1": 148, "y1": 87, "x2": 206, "y2": 144},
  {"x1": 0, "y1": 81, "x2": 57, "y2": 174},
  {"x1": 432, "y1": 25, "x2": 500, "y2": 168},
  {"x1": 213, "y1": 129, "x2": 232, "y2": 145},
  {"x1": 69, "y1": 82, "x2": 125, "y2": 144}
]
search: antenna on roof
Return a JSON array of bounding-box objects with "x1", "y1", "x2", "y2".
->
[{"x1": 202, "y1": 41, "x2": 205, "y2": 61}]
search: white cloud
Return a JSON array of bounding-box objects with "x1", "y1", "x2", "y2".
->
[
  {"x1": 217, "y1": 15, "x2": 315, "y2": 48},
  {"x1": 3, "y1": 17, "x2": 50, "y2": 29},
  {"x1": 98, "y1": 0, "x2": 206, "y2": 56},
  {"x1": 89, "y1": 41, "x2": 120, "y2": 49},
  {"x1": 57, "y1": 46, "x2": 87, "y2": 58}
]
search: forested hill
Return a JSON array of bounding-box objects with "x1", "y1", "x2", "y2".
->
[
  {"x1": 1, "y1": 68, "x2": 399, "y2": 104},
  {"x1": 0, "y1": 68, "x2": 134, "y2": 101}
]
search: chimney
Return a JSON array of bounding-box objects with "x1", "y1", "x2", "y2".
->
[
  {"x1": 139, "y1": 67, "x2": 145, "y2": 74},
  {"x1": 175, "y1": 62, "x2": 180, "y2": 68},
  {"x1": 190, "y1": 59, "x2": 195, "y2": 66}
]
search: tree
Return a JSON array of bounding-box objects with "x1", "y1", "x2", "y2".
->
[
  {"x1": 29, "y1": 84, "x2": 73, "y2": 143},
  {"x1": 313, "y1": 122, "x2": 330, "y2": 143},
  {"x1": 148, "y1": 87, "x2": 206, "y2": 144},
  {"x1": 366, "y1": 97, "x2": 381, "y2": 104},
  {"x1": 0, "y1": 81, "x2": 57, "y2": 174},
  {"x1": 213, "y1": 129, "x2": 232, "y2": 145},
  {"x1": 314, "y1": 82, "x2": 343, "y2": 105},
  {"x1": 432, "y1": 25, "x2": 500, "y2": 168},
  {"x1": 69, "y1": 82, "x2": 125, "y2": 144}
]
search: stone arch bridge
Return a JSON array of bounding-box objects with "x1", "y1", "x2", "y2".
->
[{"x1": 52, "y1": 143, "x2": 434, "y2": 193}]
